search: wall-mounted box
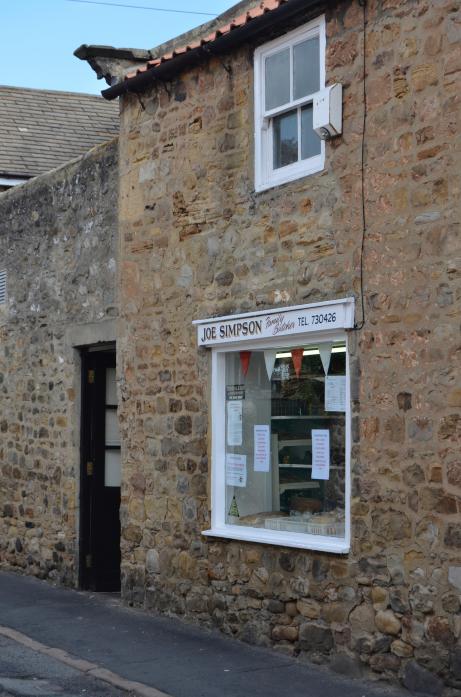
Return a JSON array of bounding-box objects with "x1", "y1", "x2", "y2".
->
[{"x1": 313, "y1": 84, "x2": 342, "y2": 139}]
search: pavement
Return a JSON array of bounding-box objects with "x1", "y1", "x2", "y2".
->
[{"x1": 0, "y1": 570, "x2": 411, "y2": 697}]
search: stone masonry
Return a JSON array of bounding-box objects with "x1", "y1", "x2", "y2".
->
[
  {"x1": 0, "y1": 140, "x2": 118, "y2": 584},
  {"x1": 116, "y1": 0, "x2": 461, "y2": 691}
]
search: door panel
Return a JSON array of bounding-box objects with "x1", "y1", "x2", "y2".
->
[{"x1": 80, "y1": 348, "x2": 121, "y2": 591}]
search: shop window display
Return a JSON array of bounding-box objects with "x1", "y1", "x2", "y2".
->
[
  {"x1": 222, "y1": 343, "x2": 346, "y2": 542},
  {"x1": 196, "y1": 300, "x2": 354, "y2": 552}
]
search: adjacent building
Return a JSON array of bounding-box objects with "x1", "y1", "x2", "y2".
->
[{"x1": 0, "y1": 85, "x2": 118, "y2": 190}]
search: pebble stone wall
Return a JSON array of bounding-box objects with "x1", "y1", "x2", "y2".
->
[
  {"x1": 0, "y1": 140, "x2": 118, "y2": 585},
  {"x1": 117, "y1": 0, "x2": 461, "y2": 691}
]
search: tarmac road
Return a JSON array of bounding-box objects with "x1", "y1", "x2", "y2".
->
[{"x1": 0, "y1": 634, "x2": 131, "y2": 697}]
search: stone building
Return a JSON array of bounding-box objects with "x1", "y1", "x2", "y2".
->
[
  {"x1": 0, "y1": 140, "x2": 118, "y2": 584},
  {"x1": 2, "y1": 0, "x2": 461, "y2": 692},
  {"x1": 0, "y1": 86, "x2": 119, "y2": 583}
]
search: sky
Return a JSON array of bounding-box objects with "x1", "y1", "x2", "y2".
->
[{"x1": 1, "y1": 0, "x2": 233, "y2": 95}]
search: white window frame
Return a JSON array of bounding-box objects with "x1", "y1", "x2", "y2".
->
[
  {"x1": 254, "y1": 17, "x2": 326, "y2": 192},
  {"x1": 202, "y1": 328, "x2": 351, "y2": 554}
]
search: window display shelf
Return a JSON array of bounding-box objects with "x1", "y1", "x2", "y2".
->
[
  {"x1": 271, "y1": 415, "x2": 340, "y2": 420},
  {"x1": 278, "y1": 463, "x2": 342, "y2": 469},
  {"x1": 279, "y1": 481, "x2": 320, "y2": 495},
  {"x1": 279, "y1": 439, "x2": 312, "y2": 447},
  {"x1": 278, "y1": 463, "x2": 310, "y2": 468},
  {"x1": 271, "y1": 411, "x2": 344, "y2": 421}
]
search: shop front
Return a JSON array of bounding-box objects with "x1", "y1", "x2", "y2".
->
[{"x1": 194, "y1": 298, "x2": 354, "y2": 554}]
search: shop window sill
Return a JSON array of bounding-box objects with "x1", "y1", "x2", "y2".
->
[{"x1": 202, "y1": 525, "x2": 350, "y2": 554}]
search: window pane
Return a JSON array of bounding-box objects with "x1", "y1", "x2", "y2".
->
[
  {"x1": 301, "y1": 104, "x2": 321, "y2": 159},
  {"x1": 224, "y1": 345, "x2": 346, "y2": 539},
  {"x1": 105, "y1": 449, "x2": 121, "y2": 487},
  {"x1": 273, "y1": 109, "x2": 298, "y2": 169},
  {"x1": 106, "y1": 367, "x2": 117, "y2": 406},
  {"x1": 293, "y1": 37, "x2": 320, "y2": 100},
  {"x1": 265, "y1": 48, "x2": 290, "y2": 110},
  {"x1": 105, "y1": 409, "x2": 120, "y2": 447}
]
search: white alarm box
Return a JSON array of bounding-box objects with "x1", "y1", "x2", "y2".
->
[{"x1": 313, "y1": 84, "x2": 342, "y2": 139}]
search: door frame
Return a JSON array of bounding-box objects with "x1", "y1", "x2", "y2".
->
[{"x1": 78, "y1": 342, "x2": 120, "y2": 590}]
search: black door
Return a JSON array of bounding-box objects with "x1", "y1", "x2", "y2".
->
[{"x1": 80, "y1": 347, "x2": 121, "y2": 591}]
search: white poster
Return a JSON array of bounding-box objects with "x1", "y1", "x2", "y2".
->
[
  {"x1": 227, "y1": 400, "x2": 243, "y2": 446},
  {"x1": 311, "y1": 429, "x2": 330, "y2": 480},
  {"x1": 254, "y1": 425, "x2": 270, "y2": 472},
  {"x1": 325, "y1": 375, "x2": 346, "y2": 412},
  {"x1": 226, "y1": 453, "x2": 247, "y2": 487}
]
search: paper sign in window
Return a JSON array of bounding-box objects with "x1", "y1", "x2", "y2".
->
[
  {"x1": 311, "y1": 429, "x2": 330, "y2": 480},
  {"x1": 254, "y1": 425, "x2": 270, "y2": 472},
  {"x1": 226, "y1": 453, "x2": 247, "y2": 487},
  {"x1": 227, "y1": 400, "x2": 243, "y2": 446},
  {"x1": 325, "y1": 375, "x2": 346, "y2": 412}
]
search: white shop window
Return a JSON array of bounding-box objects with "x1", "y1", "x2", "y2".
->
[
  {"x1": 254, "y1": 17, "x2": 326, "y2": 192},
  {"x1": 194, "y1": 298, "x2": 354, "y2": 554}
]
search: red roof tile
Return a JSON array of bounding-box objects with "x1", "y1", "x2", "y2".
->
[{"x1": 122, "y1": 0, "x2": 289, "y2": 87}]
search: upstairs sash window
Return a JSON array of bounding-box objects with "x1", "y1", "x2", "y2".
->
[{"x1": 254, "y1": 18, "x2": 325, "y2": 191}]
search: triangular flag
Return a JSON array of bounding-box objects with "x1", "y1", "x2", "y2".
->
[
  {"x1": 291, "y1": 348, "x2": 304, "y2": 378},
  {"x1": 240, "y1": 351, "x2": 251, "y2": 377},
  {"x1": 228, "y1": 495, "x2": 239, "y2": 517},
  {"x1": 319, "y1": 343, "x2": 333, "y2": 375},
  {"x1": 264, "y1": 349, "x2": 277, "y2": 380}
]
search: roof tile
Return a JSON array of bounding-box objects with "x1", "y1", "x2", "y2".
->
[
  {"x1": 0, "y1": 86, "x2": 118, "y2": 178},
  {"x1": 121, "y1": 0, "x2": 290, "y2": 89}
]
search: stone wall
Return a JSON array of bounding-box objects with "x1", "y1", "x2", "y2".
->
[
  {"x1": 116, "y1": 0, "x2": 461, "y2": 689},
  {"x1": 0, "y1": 139, "x2": 118, "y2": 584}
]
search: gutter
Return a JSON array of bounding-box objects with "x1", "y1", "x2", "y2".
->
[{"x1": 101, "y1": 0, "x2": 325, "y2": 100}]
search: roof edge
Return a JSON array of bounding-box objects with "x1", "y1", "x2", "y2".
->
[
  {"x1": 74, "y1": 45, "x2": 152, "y2": 86},
  {"x1": 74, "y1": 1, "x2": 264, "y2": 87},
  {"x1": 0, "y1": 84, "x2": 114, "y2": 99},
  {"x1": 102, "y1": 0, "x2": 324, "y2": 100},
  {"x1": 74, "y1": 44, "x2": 151, "y2": 62}
]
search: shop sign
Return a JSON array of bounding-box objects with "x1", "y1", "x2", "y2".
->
[{"x1": 193, "y1": 298, "x2": 355, "y2": 347}]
